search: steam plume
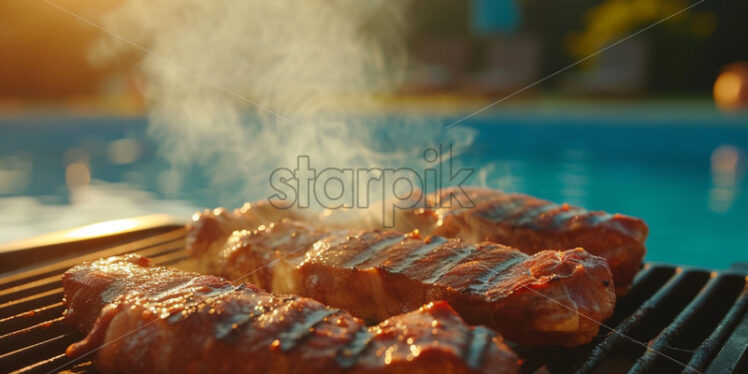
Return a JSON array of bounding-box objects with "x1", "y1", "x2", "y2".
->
[{"x1": 92, "y1": 0, "x2": 474, "y2": 207}]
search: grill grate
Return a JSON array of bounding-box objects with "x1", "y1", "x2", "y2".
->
[
  {"x1": 0, "y1": 227, "x2": 746, "y2": 374},
  {"x1": 0, "y1": 228, "x2": 189, "y2": 374}
]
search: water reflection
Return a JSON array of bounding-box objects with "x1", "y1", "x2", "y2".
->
[
  {"x1": 65, "y1": 162, "x2": 91, "y2": 187},
  {"x1": 63, "y1": 147, "x2": 90, "y2": 166},
  {"x1": 2, "y1": 117, "x2": 748, "y2": 269},
  {"x1": 559, "y1": 148, "x2": 589, "y2": 206},
  {"x1": 108, "y1": 138, "x2": 142, "y2": 164},
  {"x1": 709, "y1": 145, "x2": 744, "y2": 213},
  {"x1": 0, "y1": 153, "x2": 32, "y2": 194},
  {"x1": 0, "y1": 182, "x2": 198, "y2": 244}
]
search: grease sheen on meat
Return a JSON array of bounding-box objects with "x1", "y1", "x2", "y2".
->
[
  {"x1": 193, "y1": 219, "x2": 616, "y2": 347},
  {"x1": 62, "y1": 255, "x2": 519, "y2": 374},
  {"x1": 187, "y1": 187, "x2": 646, "y2": 294},
  {"x1": 388, "y1": 187, "x2": 648, "y2": 294}
]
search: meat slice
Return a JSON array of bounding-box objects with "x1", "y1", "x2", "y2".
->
[
  {"x1": 187, "y1": 187, "x2": 646, "y2": 293},
  {"x1": 63, "y1": 255, "x2": 519, "y2": 374},
  {"x1": 186, "y1": 201, "x2": 304, "y2": 258},
  {"x1": 200, "y1": 220, "x2": 616, "y2": 347},
  {"x1": 393, "y1": 187, "x2": 648, "y2": 294}
]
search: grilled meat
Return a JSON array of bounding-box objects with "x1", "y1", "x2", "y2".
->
[
  {"x1": 197, "y1": 219, "x2": 615, "y2": 347},
  {"x1": 187, "y1": 187, "x2": 646, "y2": 293},
  {"x1": 62, "y1": 255, "x2": 519, "y2": 374},
  {"x1": 186, "y1": 202, "x2": 303, "y2": 258},
  {"x1": 390, "y1": 187, "x2": 648, "y2": 294}
]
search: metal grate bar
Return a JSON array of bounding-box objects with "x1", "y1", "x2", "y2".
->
[
  {"x1": 0, "y1": 229, "x2": 185, "y2": 291},
  {"x1": 687, "y1": 283, "x2": 748, "y2": 371},
  {"x1": 575, "y1": 270, "x2": 710, "y2": 373},
  {"x1": 0, "y1": 241, "x2": 187, "y2": 321},
  {"x1": 627, "y1": 273, "x2": 746, "y2": 373},
  {"x1": 0, "y1": 275, "x2": 63, "y2": 305},
  {"x1": 604, "y1": 265, "x2": 677, "y2": 328},
  {"x1": 149, "y1": 250, "x2": 190, "y2": 266},
  {"x1": 0, "y1": 249, "x2": 185, "y2": 338},
  {"x1": 0, "y1": 237, "x2": 185, "y2": 306},
  {"x1": 0, "y1": 289, "x2": 64, "y2": 321},
  {"x1": 11, "y1": 354, "x2": 95, "y2": 374},
  {"x1": 10, "y1": 353, "x2": 70, "y2": 374},
  {"x1": 0, "y1": 255, "x2": 185, "y2": 329},
  {"x1": 0, "y1": 334, "x2": 81, "y2": 373},
  {"x1": 1, "y1": 225, "x2": 746, "y2": 374},
  {"x1": 0, "y1": 234, "x2": 187, "y2": 372},
  {"x1": 516, "y1": 265, "x2": 679, "y2": 374},
  {"x1": 701, "y1": 287, "x2": 748, "y2": 374},
  {"x1": 0, "y1": 317, "x2": 66, "y2": 356},
  {"x1": 0, "y1": 302, "x2": 65, "y2": 337},
  {"x1": 9, "y1": 250, "x2": 187, "y2": 373}
]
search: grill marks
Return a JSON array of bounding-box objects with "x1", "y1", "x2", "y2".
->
[
  {"x1": 342, "y1": 234, "x2": 405, "y2": 269},
  {"x1": 278, "y1": 308, "x2": 337, "y2": 351},
  {"x1": 61, "y1": 256, "x2": 519, "y2": 373},
  {"x1": 212, "y1": 289, "x2": 276, "y2": 340},
  {"x1": 310, "y1": 231, "x2": 494, "y2": 285},
  {"x1": 474, "y1": 196, "x2": 610, "y2": 231},
  {"x1": 174, "y1": 288, "x2": 338, "y2": 353},
  {"x1": 387, "y1": 237, "x2": 447, "y2": 274},
  {"x1": 212, "y1": 224, "x2": 615, "y2": 346},
  {"x1": 514, "y1": 203, "x2": 565, "y2": 226},
  {"x1": 5, "y1": 219, "x2": 745, "y2": 374},
  {"x1": 308, "y1": 231, "x2": 520, "y2": 291},
  {"x1": 469, "y1": 195, "x2": 527, "y2": 224},
  {"x1": 433, "y1": 188, "x2": 622, "y2": 234},
  {"x1": 424, "y1": 188, "x2": 646, "y2": 292},
  {"x1": 468, "y1": 255, "x2": 526, "y2": 293},
  {"x1": 335, "y1": 328, "x2": 372, "y2": 368},
  {"x1": 422, "y1": 244, "x2": 476, "y2": 284},
  {"x1": 464, "y1": 327, "x2": 491, "y2": 369},
  {"x1": 213, "y1": 310, "x2": 263, "y2": 339}
]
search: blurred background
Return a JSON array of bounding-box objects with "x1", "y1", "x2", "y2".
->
[{"x1": 1, "y1": 0, "x2": 747, "y2": 268}]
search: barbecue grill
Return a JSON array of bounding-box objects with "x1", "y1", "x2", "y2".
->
[{"x1": 0, "y1": 218, "x2": 746, "y2": 374}]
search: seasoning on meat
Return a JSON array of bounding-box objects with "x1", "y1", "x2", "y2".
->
[{"x1": 62, "y1": 255, "x2": 519, "y2": 374}]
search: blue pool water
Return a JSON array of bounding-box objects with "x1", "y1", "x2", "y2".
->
[
  {"x1": 1, "y1": 109, "x2": 747, "y2": 269},
  {"x1": 460, "y1": 111, "x2": 748, "y2": 269}
]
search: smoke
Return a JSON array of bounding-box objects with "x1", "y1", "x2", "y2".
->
[{"x1": 91, "y1": 0, "x2": 475, "y2": 207}]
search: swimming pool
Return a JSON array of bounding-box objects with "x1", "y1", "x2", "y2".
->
[{"x1": 1, "y1": 107, "x2": 746, "y2": 269}]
